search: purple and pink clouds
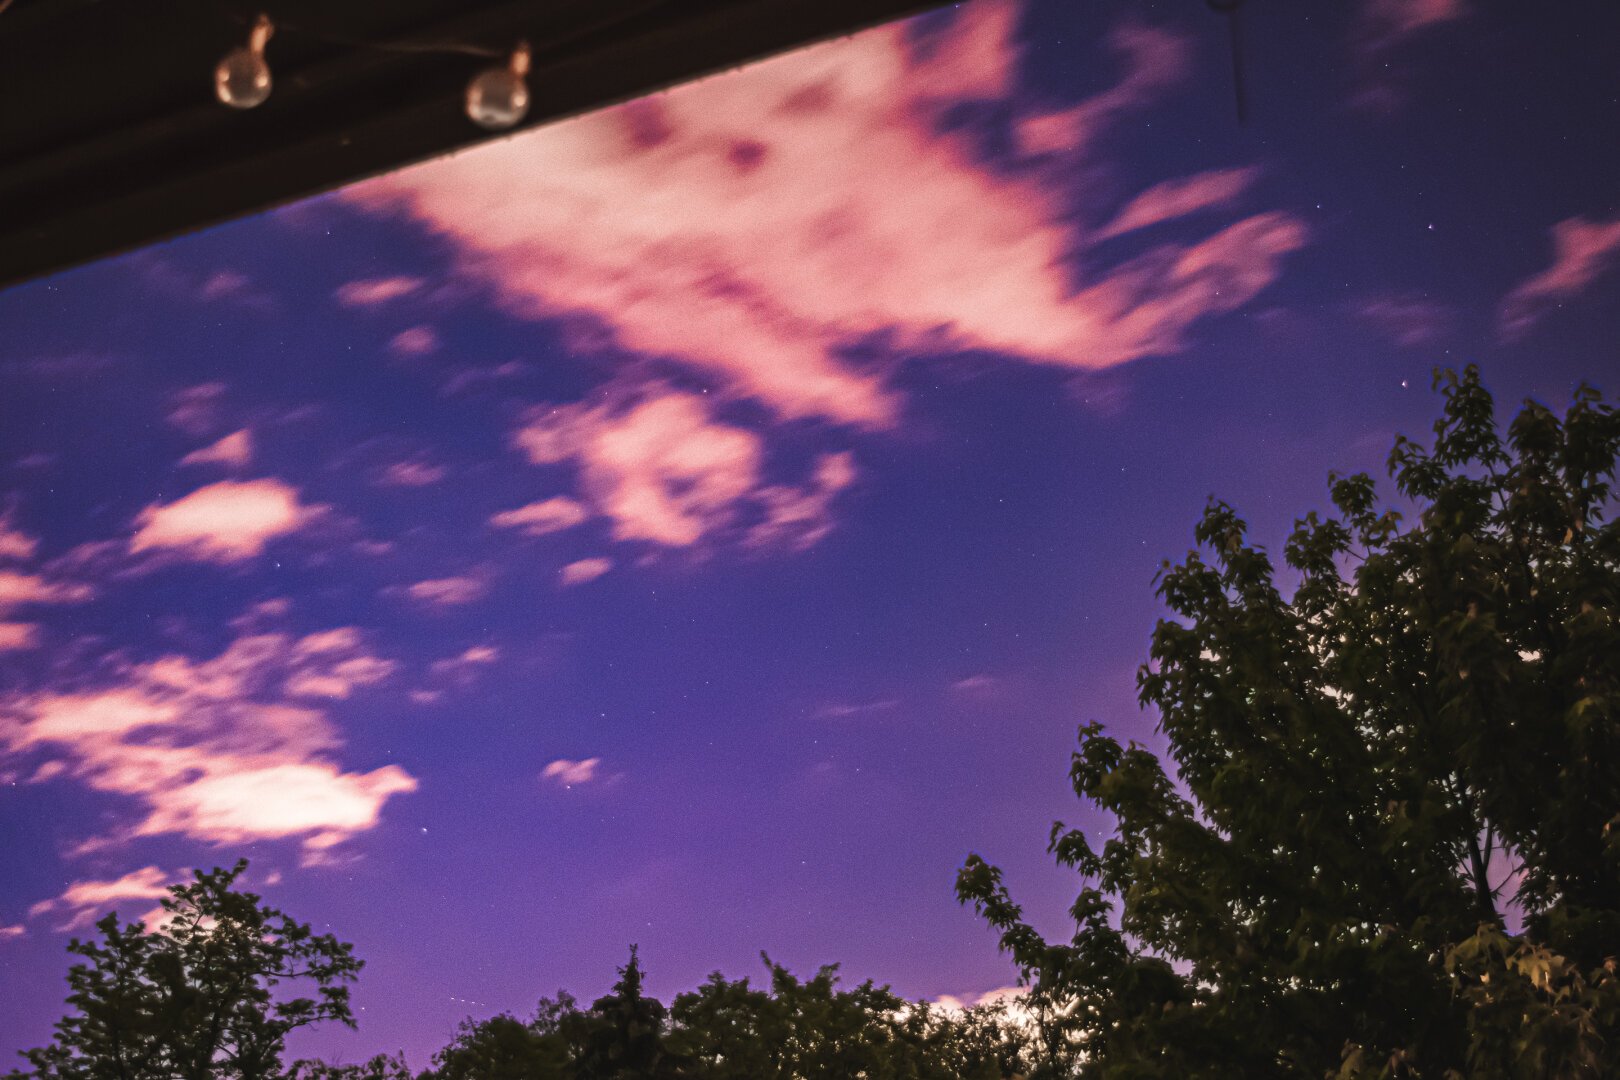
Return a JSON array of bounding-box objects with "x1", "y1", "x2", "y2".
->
[
  {"x1": 2, "y1": 0, "x2": 1619, "y2": 1067},
  {"x1": 345, "y1": 0, "x2": 1305, "y2": 432}
]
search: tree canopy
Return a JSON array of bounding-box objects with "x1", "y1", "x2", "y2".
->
[
  {"x1": 957, "y1": 367, "x2": 1620, "y2": 1078},
  {"x1": 14, "y1": 367, "x2": 1618, "y2": 1079},
  {"x1": 8, "y1": 861, "x2": 361, "y2": 1080}
]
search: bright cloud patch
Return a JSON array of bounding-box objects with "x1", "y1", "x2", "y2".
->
[
  {"x1": 180, "y1": 429, "x2": 253, "y2": 469},
  {"x1": 515, "y1": 388, "x2": 849, "y2": 550},
  {"x1": 130, "y1": 479, "x2": 316, "y2": 563},
  {"x1": 345, "y1": 1, "x2": 1304, "y2": 429},
  {"x1": 490, "y1": 496, "x2": 590, "y2": 537},
  {"x1": 335, "y1": 276, "x2": 423, "y2": 307},
  {"x1": 541, "y1": 758, "x2": 602, "y2": 787},
  {"x1": 1096, "y1": 167, "x2": 1259, "y2": 240},
  {"x1": 0, "y1": 519, "x2": 92, "y2": 651},
  {"x1": 0, "y1": 623, "x2": 38, "y2": 651},
  {"x1": 28, "y1": 866, "x2": 172, "y2": 931},
  {"x1": 0, "y1": 518, "x2": 38, "y2": 561},
  {"x1": 1499, "y1": 214, "x2": 1620, "y2": 340},
  {"x1": 428, "y1": 645, "x2": 500, "y2": 685},
  {"x1": 0, "y1": 624, "x2": 415, "y2": 857},
  {"x1": 401, "y1": 575, "x2": 488, "y2": 607},
  {"x1": 559, "y1": 557, "x2": 613, "y2": 587}
]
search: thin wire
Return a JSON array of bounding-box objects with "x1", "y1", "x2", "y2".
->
[
  {"x1": 211, "y1": 3, "x2": 503, "y2": 58},
  {"x1": 211, "y1": 0, "x2": 674, "y2": 64},
  {"x1": 1206, "y1": 0, "x2": 1248, "y2": 125}
]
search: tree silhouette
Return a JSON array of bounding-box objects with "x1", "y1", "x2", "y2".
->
[
  {"x1": 957, "y1": 366, "x2": 1620, "y2": 1077},
  {"x1": 9, "y1": 861, "x2": 361, "y2": 1080}
]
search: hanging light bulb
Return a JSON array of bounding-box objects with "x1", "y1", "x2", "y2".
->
[
  {"x1": 215, "y1": 14, "x2": 274, "y2": 109},
  {"x1": 466, "y1": 42, "x2": 531, "y2": 130}
]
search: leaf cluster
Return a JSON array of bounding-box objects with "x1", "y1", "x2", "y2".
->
[{"x1": 958, "y1": 366, "x2": 1620, "y2": 1077}]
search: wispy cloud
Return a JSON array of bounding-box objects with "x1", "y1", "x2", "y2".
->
[
  {"x1": 166, "y1": 383, "x2": 228, "y2": 436},
  {"x1": 389, "y1": 325, "x2": 439, "y2": 357},
  {"x1": 0, "y1": 514, "x2": 92, "y2": 650},
  {"x1": 132, "y1": 256, "x2": 276, "y2": 312},
  {"x1": 1499, "y1": 215, "x2": 1620, "y2": 340},
  {"x1": 745, "y1": 452, "x2": 856, "y2": 552},
  {"x1": 130, "y1": 479, "x2": 320, "y2": 563},
  {"x1": 0, "y1": 620, "x2": 415, "y2": 858},
  {"x1": 1358, "y1": 0, "x2": 1467, "y2": 53},
  {"x1": 1351, "y1": 0, "x2": 1469, "y2": 111},
  {"x1": 397, "y1": 574, "x2": 490, "y2": 608},
  {"x1": 27, "y1": 866, "x2": 172, "y2": 931},
  {"x1": 815, "y1": 698, "x2": 899, "y2": 719},
  {"x1": 376, "y1": 458, "x2": 449, "y2": 488},
  {"x1": 1095, "y1": 167, "x2": 1259, "y2": 241},
  {"x1": 514, "y1": 387, "x2": 850, "y2": 550},
  {"x1": 1354, "y1": 293, "x2": 1451, "y2": 347},
  {"x1": 180, "y1": 429, "x2": 253, "y2": 470},
  {"x1": 335, "y1": 276, "x2": 423, "y2": 307},
  {"x1": 428, "y1": 645, "x2": 500, "y2": 685},
  {"x1": 559, "y1": 557, "x2": 613, "y2": 587},
  {"x1": 541, "y1": 757, "x2": 603, "y2": 787},
  {"x1": 0, "y1": 516, "x2": 39, "y2": 561},
  {"x1": 490, "y1": 496, "x2": 590, "y2": 537}
]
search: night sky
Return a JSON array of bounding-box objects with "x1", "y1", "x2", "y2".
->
[{"x1": 3, "y1": 0, "x2": 1618, "y2": 1065}]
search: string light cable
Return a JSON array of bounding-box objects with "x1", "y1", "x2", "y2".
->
[{"x1": 207, "y1": 1, "x2": 669, "y2": 129}]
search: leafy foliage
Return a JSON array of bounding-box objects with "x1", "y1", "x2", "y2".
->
[
  {"x1": 9, "y1": 861, "x2": 361, "y2": 1080},
  {"x1": 957, "y1": 367, "x2": 1620, "y2": 1077}
]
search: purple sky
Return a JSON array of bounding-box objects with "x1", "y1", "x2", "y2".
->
[{"x1": 3, "y1": 0, "x2": 1619, "y2": 1066}]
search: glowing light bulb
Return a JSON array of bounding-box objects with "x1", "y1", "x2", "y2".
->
[
  {"x1": 466, "y1": 43, "x2": 531, "y2": 130},
  {"x1": 215, "y1": 14, "x2": 274, "y2": 109}
]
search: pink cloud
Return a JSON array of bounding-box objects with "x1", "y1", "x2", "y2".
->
[
  {"x1": 335, "y1": 276, "x2": 423, "y2": 306},
  {"x1": 1499, "y1": 215, "x2": 1620, "y2": 340},
  {"x1": 344, "y1": 2, "x2": 1303, "y2": 428},
  {"x1": 0, "y1": 622, "x2": 38, "y2": 651},
  {"x1": 559, "y1": 557, "x2": 613, "y2": 587},
  {"x1": 28, "y1": 866, "x2": 172, "y2": 930},
  {"x1": 133, "y1": 257, "x2": 275, "y2": 312},
  {"x1": 389, "y1": 325, "x2": 439, "y2": 357},
  {"x1": 166, "y1": 383, "x2": 228, "y2": 435},
  {"x1": 816, "y1": 698, "x2": 899, "y2": 719},
  {"x1": 0, "y1": 924, "x2": 22, "y2": 941},
  {"x1": 1095, "y1": 167, "x2": 1259, "y2": 240},
  {"x1": 0, "y1": 528, "x2": 93, "y2": 649},
  {"x1": 541, "y1": 757, "x2": 602, "y2": 787},
  {"x1": 0, "y1": 621, "x2": 415, "y2": 857},
  {"x1": 515, "y1": 387, "x2": 848, "y2": 550},
  {"x1": 130, "y1": 479, "x2": 317, "y2": 563},
  {"x1": 1356, "y1": 293, "x2": 1451, "y2": 347},
  {"x1": 377, "y1": 458, "x2": 449, "y2": 487},
  {"x1": 179, "y1": 428, "x2": 253, "y2": 469},
  {"x1": 400, "y1": 574, "x2": 489, "y2": 607},
  {"x1": 0, "y1": 517, "x2": 38, "y2": 560},
  {"x1": 1352, "y1": 0, "x2": 1468, "y2": 110},
  {"x1": 516, "y1": 390, "x2": 760, "y2": 547},
  {"x1": 1359, "y1": 0, "x2": 1467, "y2": 51},
  {"x1": 746, "y1": 451, "x2": 856, "y2": 552},
  {"x1": 428, "y1": 645, "x2": 500, "y2": 685},
  {"x1": 0, "y1": 570, "x2": 92, "y2": 610},
  {"x1": 490, "y1": 495, "x2": 590, "y2": 536}
]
